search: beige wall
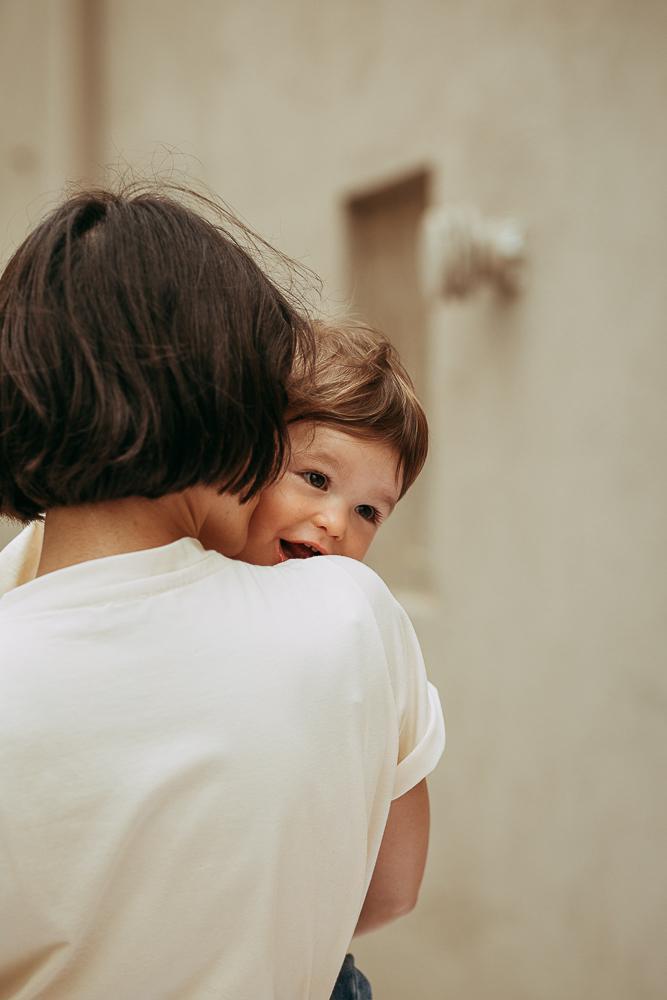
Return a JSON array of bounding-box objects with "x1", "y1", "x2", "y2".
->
[
  {"x1": 0, "y1": 0, "x2": 101, "y2": 257},
  {"x1": 2, "y1": 2, "x2": 666, "y2": 997}
]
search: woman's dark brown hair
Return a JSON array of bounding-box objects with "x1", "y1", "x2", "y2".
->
[{"x1": 0, "y1": 185, "x2": 313, "y2": 522}]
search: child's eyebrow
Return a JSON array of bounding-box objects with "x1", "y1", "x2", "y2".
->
[
  {"x1": 377, "y1": 494, "x2": 398, "y2": 513},
  {"x1": 294, "y1": 447, "x2": 342, "y2": 473}
]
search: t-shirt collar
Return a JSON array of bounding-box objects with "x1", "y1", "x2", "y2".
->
[{"x1": 0, "y1": 537, "x2": 216, "y2": 615}]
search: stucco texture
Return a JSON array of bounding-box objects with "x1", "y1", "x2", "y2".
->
[{"x1": 1, "y1": 2, "x2": 666, "y2": 997}]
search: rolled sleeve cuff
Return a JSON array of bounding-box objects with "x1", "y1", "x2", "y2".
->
[{"x1": 392, "y1": 682, "x2": 446, "y2": 800}]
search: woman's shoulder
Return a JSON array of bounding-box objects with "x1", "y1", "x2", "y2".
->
[
  {"x1": 285, "y1": 553, "x2": 391, "y2": 598},
  {"x1": 264, "y1": 553, "x2": 398, "y2": 623},
  {"x1": 0, "y1": 521, "x2": 44, "y2": 596}
]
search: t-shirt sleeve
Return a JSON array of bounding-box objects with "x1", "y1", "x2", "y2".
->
[
  {"x1": 326, "y1": 557, "x2": 446, "y2": 800},
  {"x1": 0, "y1": 521, "x2": 44, "y2": 596}
]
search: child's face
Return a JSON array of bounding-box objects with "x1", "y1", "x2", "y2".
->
[{"x1": 237, "y1": 422, "x2": 401, "y2": 566}]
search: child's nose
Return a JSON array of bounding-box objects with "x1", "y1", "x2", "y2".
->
[{"x1": 313, "y1": 502, "x2": 347, "y2": 539}]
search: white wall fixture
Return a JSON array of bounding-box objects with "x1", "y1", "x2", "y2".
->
[{"x1": 420, "y1": 205, "x2": 525, "y2": 300}]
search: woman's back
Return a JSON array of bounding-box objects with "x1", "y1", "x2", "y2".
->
[{"x1": 0, "y1": 538, "x2": 441, "y2": 999}]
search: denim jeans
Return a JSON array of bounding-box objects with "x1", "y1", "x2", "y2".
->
[{"x1": 330, "y1": 953, "x2": 372, "y2": 999}]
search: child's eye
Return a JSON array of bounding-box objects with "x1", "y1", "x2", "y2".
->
[
  {"x1": 355, "y1": 504, "x2": 380, "y2": 524},
  {"x1": 302, "y1": 471, "x2": 328, "y2": 490}
]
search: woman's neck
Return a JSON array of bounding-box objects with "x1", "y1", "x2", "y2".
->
[{"x1": 36, "y1": 494, "x2": 199, "y2": 578}]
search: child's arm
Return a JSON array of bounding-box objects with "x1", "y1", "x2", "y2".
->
[{"x1": 353, "y1": 778, "x2": 430, "y2": 936}]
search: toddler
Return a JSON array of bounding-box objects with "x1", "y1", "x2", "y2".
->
[{"x1": 239, "y1": 318, "x2": 427, "y2": 568}]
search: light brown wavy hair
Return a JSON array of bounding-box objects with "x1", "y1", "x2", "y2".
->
[{"x1": 286, "y1": 320, "x2": 428, "y2": 498}]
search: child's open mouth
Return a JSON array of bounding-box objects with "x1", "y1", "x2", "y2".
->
[{"x1": 279, "y1": 540, "x2": 322, "y2": 560}]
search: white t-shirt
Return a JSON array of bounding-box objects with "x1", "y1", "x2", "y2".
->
[{"x1": 0, "y1": 532, "x2": 444, "y2": 999}]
